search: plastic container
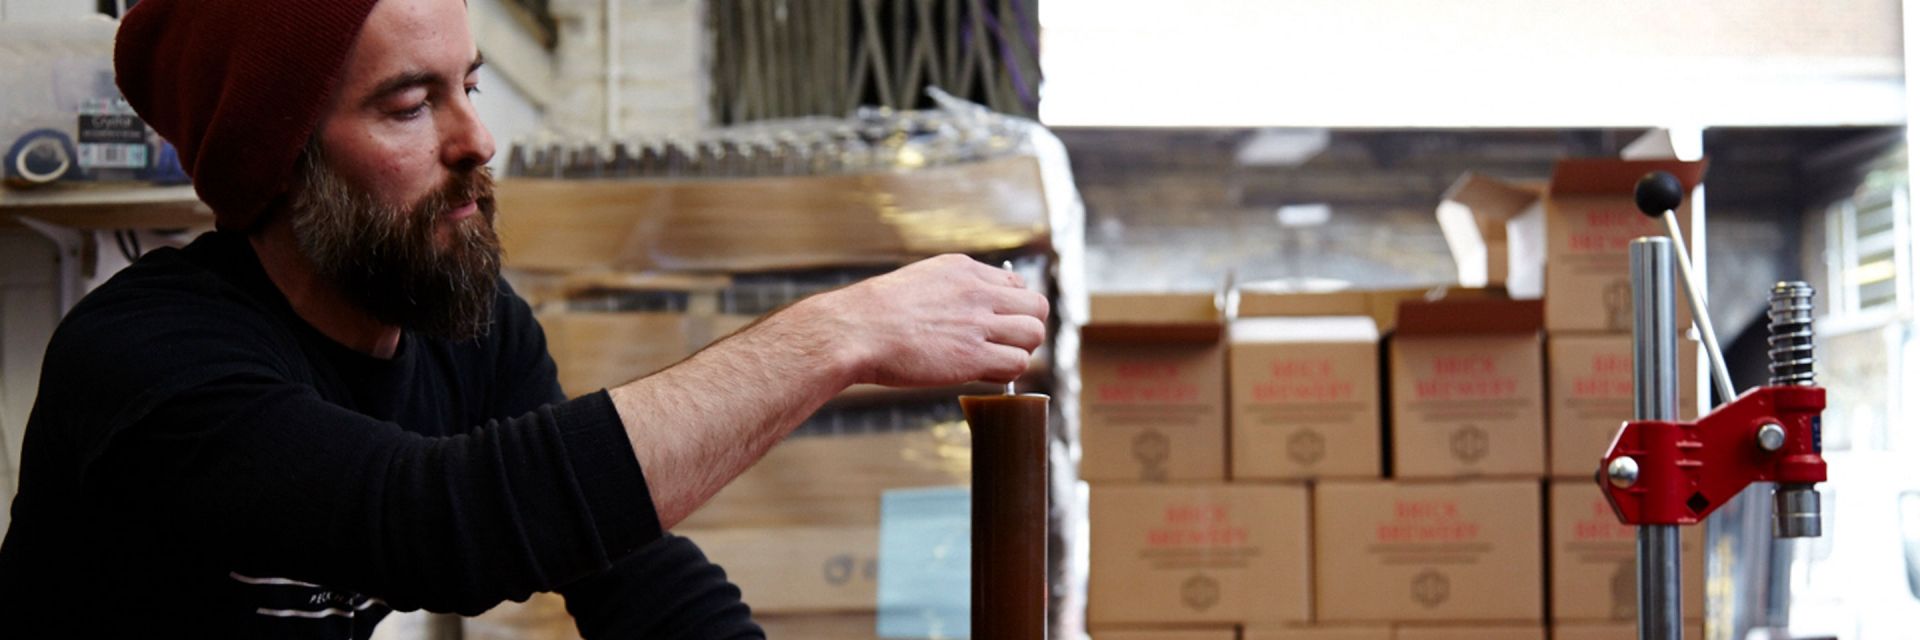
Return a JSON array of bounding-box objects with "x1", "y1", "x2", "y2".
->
[{"x1": 0, "y1": 17, "x2": 161, "y2": 187}]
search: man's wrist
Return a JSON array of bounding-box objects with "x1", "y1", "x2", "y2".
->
[{"x1": 765, "y1": 294, "x2": 865, "y2": 391}]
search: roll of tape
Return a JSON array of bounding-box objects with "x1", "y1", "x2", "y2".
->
[{"x1": 5, "y1": 128, "x2": 78, "y2": 187}]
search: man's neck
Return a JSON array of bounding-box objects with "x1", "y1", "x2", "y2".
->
[{"x1": 249, "y1": 215, "x2": 403, "y2": 359}]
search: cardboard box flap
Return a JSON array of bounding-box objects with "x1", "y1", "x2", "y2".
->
[
  {"x1": 1234, "y1": 289, "x2": 1371, "y2": 318},
  {"x1": 1230, "y1": 316, "x2": 1378, "y2": 343},
  {"x1": 1441, "y1": 173, "x2": 1542, "y2": 238},
  {"x1": 1548, "y1": 159, "x2": 1707, "y2": 197},
  {"x1": 1395, "y1": 298, "x2": 1542, "y2": 336},
  {"x1": 1438, "y1": 174, "x2": 1544, "y2": 289},
  {"x1": 1085, "y1": 292, "x2": 1224, "y2": 344}
]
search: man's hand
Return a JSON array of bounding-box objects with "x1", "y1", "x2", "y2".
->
[
  {"x1": 609, "y1": 253, "x2": 1051, "y2": 530},
  {"x1": 792, "y1": 254, "x2": 1051, "y2": 387}
]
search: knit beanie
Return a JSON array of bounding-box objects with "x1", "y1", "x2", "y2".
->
[{"x1": 115, "y1": 0, "x2": 383, "y2": 232}]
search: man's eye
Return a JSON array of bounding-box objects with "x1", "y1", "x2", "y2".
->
[
  {"x1": 392, "y1": 102, "x2": 428, "y2": 121},
  {"x1": 465, "y1": 85, "x2": 481, "y2": 97}
]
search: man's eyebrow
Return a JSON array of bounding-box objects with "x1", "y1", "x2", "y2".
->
[{"x1": 360, "y1": 54, "x2": 486, "y2": 108}]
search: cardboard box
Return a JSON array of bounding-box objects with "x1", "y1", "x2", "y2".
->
[
  {"x1": 1394, "y1": 626, "x2": 1545, "y2": 640},
  {"x1": 1236, "y1": 290, "x2": 1372, "y2": 318},
  {"x1": 1549, "y1": 482, "x2": 1705, "y2": 622},
  {"x1": 1389, "y1": 299, "x2": 1546, "y2": 478},
  {"x1": 678, "y1": 526, "x2": 876, "y2": 614},
  {"x1": 540, "y1": 311, "x2": 702, "y2": 398},
  {"x1": 1543, "y1": 159, "x2": 1706, "y2": 333},
  {"x1": 1552, "y1": 622, "x2": 1702, "y2": 640},
  {"x1": 1243, "y1": 626, "x2": 1391, "y2": 640},
  {"x1": 1082, "y1": 293, "x2": 1228, "y2": 482},
  {"x1": 1235, "y1": 286, "x2": 1502, "y2": 333},
  {"x1": 1437, "y1": 173, "x2": 1546, "y2": 298},
  {"x1": 755, "y1": 613, "x2": 880, "y2": 640},
  {"x1": 1229, "y1": 316, "x2": 1382, "y2": 480},
  {"x1": 1547, "y1": 334, "x2": 1701, "y2": 478},
  {"x1": 1364, "y1": 287, "x2": 1506, "y2": 333},
  {"x1": 1090, "y1": 484, "x2": 1310, "y2": 625},
  {"x1": 678, "y1": 430, "x2": 967, "y2": 530},
  {"x1": 1093, "y1": 630, "x2": 1240, "y2": 640},
  {"x1": 466, "y1": 593, "x2": 585, "y2": 640},
  {"x1": 1314, "y1": 480, "x2": 1543, "y2": 622}
]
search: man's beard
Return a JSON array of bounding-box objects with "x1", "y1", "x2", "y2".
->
[{"x1": 287, "y1": 146, "x2": 502, "y2": 342}]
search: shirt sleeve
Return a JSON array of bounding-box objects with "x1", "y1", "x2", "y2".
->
[{"x1": 558, "y1": 534, "x2": 765, "y2": 639}]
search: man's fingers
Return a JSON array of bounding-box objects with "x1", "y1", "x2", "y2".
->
[
  {"x1": 983, "y1": 314, "x2": 1047, "y2": 352},
  {"x1": 989, "y1": 287, "x2": 1051, "y2": 322},
  {"x1": 978, "y1": 343, "x2": 1033, "y2": 383}
]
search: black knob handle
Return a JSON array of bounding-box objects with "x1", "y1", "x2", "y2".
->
[{"x1": 1634, "y1": 171, "x2": 1685, "y2": 218}]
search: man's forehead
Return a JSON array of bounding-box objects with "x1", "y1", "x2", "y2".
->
[{"x1": 343, "y1": 0, "x2": 477, "y2": 86}]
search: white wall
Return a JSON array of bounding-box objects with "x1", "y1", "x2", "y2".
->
[
  {"x1": 546, "y1": 0, "x2": 708, "y2": 138},
  {"x1": 0, "y1": 0, "x2": 94, "y2": 22},
  {"x1": 1041, "y1": 0, "x2": 1907, "y2": 127}
]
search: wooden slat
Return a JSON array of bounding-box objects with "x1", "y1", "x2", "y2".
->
[{"x1": 495, "y1": 155, "x2": 1049, "y2": 273}]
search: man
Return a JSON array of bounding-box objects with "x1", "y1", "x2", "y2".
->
[{"x1": 0, "y1": 0, "x2": 1049, "y2": 637}]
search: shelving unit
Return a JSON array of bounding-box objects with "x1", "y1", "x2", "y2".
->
[{"x1": 0, "y1": 183, "x2": 210, "y2": 230}]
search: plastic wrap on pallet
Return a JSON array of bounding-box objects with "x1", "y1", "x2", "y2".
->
[{"x1": 493, "y1": 93, "x2": 1069, "y2": 274}]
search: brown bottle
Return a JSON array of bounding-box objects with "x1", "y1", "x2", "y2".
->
[{"x1": 960, "y1": 393, "x2": 1049, "y2": 640}]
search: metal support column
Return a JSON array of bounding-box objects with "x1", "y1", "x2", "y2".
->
[{"x1": 1631, "y1": 236, "x2": 1683, "y2": 640}]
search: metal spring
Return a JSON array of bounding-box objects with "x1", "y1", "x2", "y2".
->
[{"x1": 1767, "y1": 281, "x2": 1817, "y2": 386}]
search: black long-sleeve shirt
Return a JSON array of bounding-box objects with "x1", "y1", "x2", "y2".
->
[{"x1": 0, "y1": 231, "x2": 763, "y2": 638}]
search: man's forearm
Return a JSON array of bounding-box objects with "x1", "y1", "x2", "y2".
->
[
  {"x1": 605, "y1": 254, "x2": 1048, "y2": 530},
  {"x1": 606, "y1": 296, "x2": 855, "y2": 530}
]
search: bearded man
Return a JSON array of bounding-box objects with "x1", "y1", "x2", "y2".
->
[{"x1": 0, "y1": 0, "x2": 1049, "y2": 637}]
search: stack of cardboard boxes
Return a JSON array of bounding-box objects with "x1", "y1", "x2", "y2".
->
[
  {"x1": 1086, "y1": 158, "x2": 1712, "y2": 640},
  {"x1": 1080, "y1": 293, "x2": 1313, "y2": 631}
]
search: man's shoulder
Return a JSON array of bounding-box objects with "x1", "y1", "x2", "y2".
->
[
  {"x1": 48, "y1": 234, "x2": 295, "y2": 384},
  {"x1": 68, "y1": 235, "x2": 272, "y2": 328}
]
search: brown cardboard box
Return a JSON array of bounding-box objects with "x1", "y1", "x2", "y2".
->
[
  {"x1": 1229, "y1": 316, "x2": 1382, "y2": 480},
  {"x1": 1092, "y1": 629, "x2": 1240, "y2": 640},
  {"x1": 1234, "y1": 286, "x2": 1502, "y2": 332},
  {"x1": 1236, "y1": 290, "x2": 1372, "y2": 318},
  {"x1": 756, "y1": 614, "x2": 879, "y2": 639},
  {"x1": 1549, "y1": 482, "x2": 1705, "y2": 622},
  {"x1": 540, "y1": 311, "x2": 701, "y2": 398},
  {"x1": 1242, "y1": 626, "x2": 1392, "y2": 640},
  {"x1": 1314, "y1": 480, "x2": 1543, "y2": 622},
  {"x1": 1547, "y1": 334, "x2": 1701, "y2": 478},
  {"x1": 1543, "y1": 159, "x2": 1706, "y2": 333},
  {"x1": 678, "y1": 430, "x2": 967, "y2": 530},
  {"x1": 1437, "y1": 173, "x2": 1547, "y2": 297},
  {"x1": 678, "y1": 526, "x2": 876, "y2": 614},
  {"x1": 1389, "y1": 299, "x2": 1546, "y2": 478},
  {"x1": 1364, "y1": 287, "x2": 1505, "y2": 333},
  {"x1": 1552, "y1": 622, "x2": 1703, "y2": 640},
  {"x1": 1394, "y1": 626, "x2": 1545, "y2": 640},
  {"x1": 1090, "y1": 484, "x2": 1310, "y2": 625},
  {"x1": 466, "y1": 593, "x2": 584, "y2": 640},
  {"x1": 1082, "y1": 293, "x2": 1227, "y2": 482}
]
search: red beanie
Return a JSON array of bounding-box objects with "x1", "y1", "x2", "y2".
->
[{"x1": 115, "y1": 0, "x2": 383, "y2": 232}]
